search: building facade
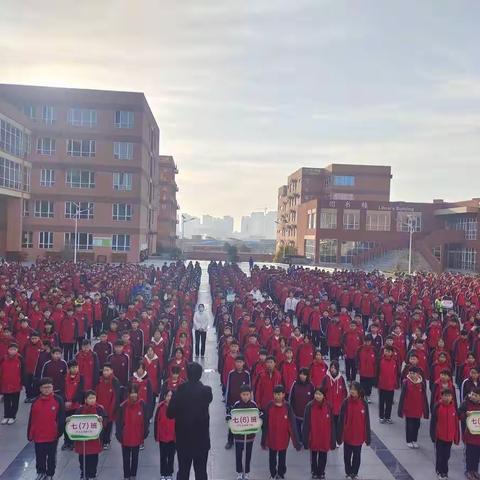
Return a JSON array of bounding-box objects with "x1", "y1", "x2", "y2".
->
[
  {"x1": 277, "y1": 164, "x2": 480, "y2": 273},
  {"x1": 0, "y1": 84, "x2": 178, "y2": 263},
  {"x1": 157, "y1": 155, "x2": 179, "y2": 251}
]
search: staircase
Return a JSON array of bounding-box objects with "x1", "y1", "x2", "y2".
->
[{"x1": 360, "y1": 248, "x2": 433, "y2": 273}]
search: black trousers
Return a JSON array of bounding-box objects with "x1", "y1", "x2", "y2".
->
[
  {"x1": 64, "y1": 409, "x2": 76, "y2": 447},
  {"x1": 343, "y1": 443, "x2": 362, "y2": 476},
  {"x1": 159, "y1": 441, "x2": 176, "y2": 476},
  {"x1": 235, "y1": 441, "x2": 253, "y2": 474},
  {"x1": 195, "y1": 330, "x2": 207, "y2": 357},
  {"x1": 345, "y1": 359, "x2": 357, "y2": 381},
  {"x1": 25, "y1": 373, "x2": 36, "y2": 399},
  {"x1": 269, "y1": 449, "x2": 287, "y2": 477},
  {"x1": 405, "y1": 417, "x2": 421, "y2": 443},
  {"x1": 79, "y1": 453, "x2": 98, "y2": 479},
  {"x1": 3, "y1": 392, "x2": 20, "y2": 418},
  {"x1": 122, "y1": 446, "x2": 140, "y2": 478},
  {"x1": 435, "y1": 439, "x2": 452, "y2": 475},
  {"x1": 35, "y1": 441, "x2": 58, "y2": 476},
  {"x1": 362, "y1": 314, "x2": 370, "y2": 331},
  {"x1": 311, "y1": 330, "x2": 321, "y2": 348},
  {"x1": 177, "y1": 447, "x2": 208, "y2": 480},
  {"x1": 360, "y1": 376, "x2": 374, "y2": 397},
  {"x1": 102, "y1": 421, "x2": 113, "y2": 445},
  {"x1": 378, "y1": 389, "x2": 394, "y2": 419},
  {"x1": 93, "y1": 320, "x2": 102, "y2": 338},
  {"x1": 311, "y1": 451, "x2": 328, "y2": 476},
  {"x1": 329, "y1": 346, "x2": 342, "y2": 361},
  {"x1": 320, "y1": 337, "x2": 328, "y2": 356},
  {"x1": 63, "y1": 343, "x2": 75, "y2": 362},
  {"x1": 466, "y1": 443, "x2": 480, "y2": 472}
]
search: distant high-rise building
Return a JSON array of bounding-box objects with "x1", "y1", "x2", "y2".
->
[
  {"x1": 181, "y1": 213, "x2": 234, "y2": 239},
  {"x1": 240, "y1": 211, "x2": 277, "y2": 239}
]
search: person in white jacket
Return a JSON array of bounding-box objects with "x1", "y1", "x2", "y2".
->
[{"x1": 193, "y1": 304, "x2": 209, "y2": 358}]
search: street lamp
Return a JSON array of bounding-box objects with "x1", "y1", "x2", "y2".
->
[
  {"x1": 72, "y1": 202, "x2": 92, "y2": 264},
  {"x1": 180, "y1": 214, "x2": 196, "y2": 256},
  {"x1": 402, "y1": 215, "x2": 416, "y2": 275}
]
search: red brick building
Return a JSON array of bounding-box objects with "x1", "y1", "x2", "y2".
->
[
  {"x1": 276, "y1": 164, "x2": 479, "y2": 273},
  {"x1": 0, "y1": 84, "x2": 178, "y2": 262}
]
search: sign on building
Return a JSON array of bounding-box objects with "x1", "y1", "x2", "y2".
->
[{"x1": 93, "y1": 237, "x2": 112, "y2": 248}]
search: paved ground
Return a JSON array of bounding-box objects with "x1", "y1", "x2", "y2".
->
[{"x1": 0, "y1": 260, "x2": 468, "y2": 479}]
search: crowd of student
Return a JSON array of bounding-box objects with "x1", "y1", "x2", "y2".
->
[
  {"x1": 212, "y1": 262, "x2": 480, "y2": 480},
  {"x1": 0, "y1": 259, "x2": 202, "y2": 480}
]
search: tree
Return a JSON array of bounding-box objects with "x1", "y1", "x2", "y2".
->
[{"x1": 223, "y1": 242, "x2": 238, "y2": 263}]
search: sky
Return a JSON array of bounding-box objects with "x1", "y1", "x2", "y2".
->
[{"x1": 1, "y1": 1, "x2": 480, "y2": 229}]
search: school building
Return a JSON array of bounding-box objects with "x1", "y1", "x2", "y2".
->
[
  {"x1": 0, "y1": 84, "x2": 178, "y2": 263},
  {"x1": 276, "y1": 164, "x2": 480, "y2": 273}
]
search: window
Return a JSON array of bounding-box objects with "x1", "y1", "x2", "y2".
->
[
  {"x1": 65, "y1": 201, "x2": 94, "y2": 219},
  {"x1": 305, "y1": 239, "x2": 315, "y2": 260},
  {"x1": 22, "y1": 105, "x2": 35, "y2": 119},
  {"x1": 39, "y1": 231, "x2": 54, "y2": 249},
  {"x1": 343, "y1": 209, "x2": 360, "y2": 230},
  {"x1": 34, "y1": 200, "x2": 54, "y2": 218},
  {"x1": 333, "y1": 175, "x2": 355, "y2": 186},
  {"x1": 67, "y1": 139, "x2": 96, "y2": 157},
  {"x1": 366, "y1": 210, "x2": 391, "y2": 231},
  {"x1": 113, "y1": 142, "x2": 133, "y2": 160},
  {"x1": 0, "y1": 118, "x2": 28, "y2": 157},
  {"x1": 112, "y1": 234, "x2": 130, "y2": 251},
  {"x1": 64, "y1": 232, "x2": 93, "y2": 250},
  {"x1": 341, "y1": 241, "x2": 379, "y2": 263},
  {"x1": 0, "y1": 156, "x2": 25, "y2": 190},
  {"x1": 113, "y1": 172, "x2": 132, "y2": 191},
  {"x1": 320, "y1": 208, "x2": 337, "y2": 229},
  {"x1": 41, "y1": 105, "x2": 55, "y2": 124},
  {"x1": 319, "y1": 239, "x2": 338, "y2": 263},
  {"x1": 36, "y1": 137, "x2": 56, "y2": 155},
  {"x1": 66, "y1": 169, "x2": 95, "y2": 188},
  {"x1": 446, "y1": 245, "x2": 477, "y2": 271},
  {"x1": 114, "y1": 110, "x2": 134, "y2": 128},
  {"x1": 307, "y1": 210, "x2": 316, "y2": 229},
  {"x1": 112, "y1": 203, "x2": 132, "y2": 221},
  {"x1": 22, "y1": 231, "x2": 33, "y2": 248},
  {"x1": 67, "y1": 108, "x2": 97, "y2": 127},
  {"x1": 40, "y1": 169, "x2": 55, "y2": 187},
  {"x1": 445, "y1": 216, "x2": 477, "y2": 241},
  {"x1": 397, "y1": 212, "x2": 422, "y2": 232},
  {"x1": 22, "y1": 199, "x2": 30, "y2": 217}
]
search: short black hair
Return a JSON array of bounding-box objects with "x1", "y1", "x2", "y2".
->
[{"x1": 273, "y1": 385, "x2": 285, "y2": 394}]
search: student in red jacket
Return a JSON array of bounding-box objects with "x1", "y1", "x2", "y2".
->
[
  {"x1": 255, "y1": 356, "x2": 282, "y2": 411},
  {"x1": 23, "y1": 331, "x2": 43, "y2": 402},
  {"x1": 458, "y1": 387, "x2": 480, "y2": 480},
  {"x1": 154, "y1": 390, "x2": 176, "y2": 480},
  {"x1": 73, "y1": 390, "x2": 107, "y2": 480},
  {"x1": 356, "y1": 335, "x2": 377, "y2": 403},
  {"x1": 279, "y1": 347, "x2": 297, "y2": 398},
  {"x1": 397, "y1": 367, "x2": 429, "y2": 448},
  {"x1": 326, "y1": 317, "x2": 343, "y2": 361},
  {"x1": 59, "y1": 308, "x2": 78, "y2": 362},
  {"x1": 376, "y1": 346, "x2": 399, "y2": 423},
  {"x1": 337, "y1": 381, "x2": 371, "y2": 480},
  {"x1": 261, "y1": 385, "x2": 301, "y2": 479},
  {"x1": 107, "y1": 340, "x2": 131, "y2": 389},
  {"x1": 430, "y1": 389, "x2": 460, "y2": 480},
  {"x1": 321, "y1": 360, "x2": 347, "y2": 432},
  {"x1": 93, "y1": 331, "x2": 113, "y2": 371},
  {"x1": 62, "y1": 360, "x2": 84, "y2": 450},
  {"x1": 76, "y1": 339, "x2": 99, "y2": 391},
  {"x1": 95, "y1": 363, "x2": 121, "y2": 450},
  {"x1": 116, "y1": 384, "x2": 149, "y2": 480},
  {"x1": 27, "y1": 377, "x2": 65, "y2": 480},
  {"x1": 296, "y1": 334, "x2": 315, "y2": 370},
  {"x1": 343, "y1": 321, "x2": 363, "y2": 382},
  {"x1": 303, "y1": 387, "x2": 336, "y2": 480},
  {"x1": 309, "y1": 350, "x2": 328, "y2": 388},
  {"x1": 0, "y1": 343, "x2": 24, "y2": 424}
]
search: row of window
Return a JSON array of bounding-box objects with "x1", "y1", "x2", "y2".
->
[
  {"x1": 315, "y1": 209, "x2": 422, "y2": 232},
  {"x1": 38, "y1": 169, "x2": 132, "y2": 190},
  {"x1": 23, "y1": 105, "x2": 135, "y2": 129},
  {"x1": 37, "y1": 139, "x2": 134, "y2": 160},
  {"x1": 305, "y1": 239, "x2": 379, "y2": 263},
  {"x1": 22, "y1": 232, "x2": 131, "y2": 251},
  {"x1": 0, "y1": 156, "x2": 31, "y2": 192},
  {"x1": 24, "y1": 200, "x2": 133, "y2": 221},
  {"x1": 0, "y1": 118, "x2": 30, "y2": 157},
  {"x1": 445, "y1": 217, "x2": 477, "y2": 240}
]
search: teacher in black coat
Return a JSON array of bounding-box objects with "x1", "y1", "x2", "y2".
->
[{"x1": 167, "y1": 361, "x2": 213, "y2": 480}]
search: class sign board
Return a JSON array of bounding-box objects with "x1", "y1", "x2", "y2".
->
[
  {"x1": 228, "y1": 408, "x2": 262, "y2": 435},
  {"x1": 467, "y1": 411, "x2": 480, "y2": 435},
  {"x1": 66, "y1": 414, "x2": 103, "y2": 441}
]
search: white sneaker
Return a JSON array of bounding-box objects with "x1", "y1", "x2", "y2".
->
[
  {"x1": 412, "y1": 442, "x2": 419, "y2": 449},
  {"x1": 407, "y1": 442, "x2": 414, "y2": 448},
  {"x1": 244, "y1": 474, "x2": 249, "y2": 480},
  {"x1": 7, "y1": 418, "x2": 15, "y2": 425},
  {"x1": 236, "y1": 474, "x2": 242, "y2": 480},
  {"x1": 1, "y1": 418, "x2": 8, "y2": 425}
]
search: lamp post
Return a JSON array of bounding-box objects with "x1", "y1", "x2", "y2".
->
[
  {"x1": 180, "y1": 214, "x2": 196, "y2": 256},
  {"x1": 404, "y1": 215, "x2": 416, "y2": 275},
  {"x1": 72, "y1": 202, "x2": 92, "y2": 264}
]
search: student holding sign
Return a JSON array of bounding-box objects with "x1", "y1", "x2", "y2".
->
[{"x1": 458, "y1": 386, "x2": 480, "y2": 480}]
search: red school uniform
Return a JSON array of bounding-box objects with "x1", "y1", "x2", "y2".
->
[
  {"x1": 309, "y1": 360, "x2": 328, "y2": 388},
  {"x1": 337, "y1": 396, "x2": 371, "y2": 447},
  {"x1": 154, "y1": 401, "x2": 175, "y2": 443},
  {"x1": 321, "y1": 373, "x2": 347, "y2": 416},
  {"x1": 74, "y1": 403, "x2": 107, "y2": 454},
  {"x1": 261, "y1": 400, "x2": 300, "y2": 451},
  {"x1": 115, "y1": 399, "x2": 149, "y2": 447},
  {"x1": 397, "y1": 376, "x2": 429, "y2": 419},
  {"x1": 302, "y1": 399, "x2": 336, "y2": 452}
]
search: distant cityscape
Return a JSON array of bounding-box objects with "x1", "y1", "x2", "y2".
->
[{"x1": 180, "y1": 211, "x2": 277, "y2": 240}]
